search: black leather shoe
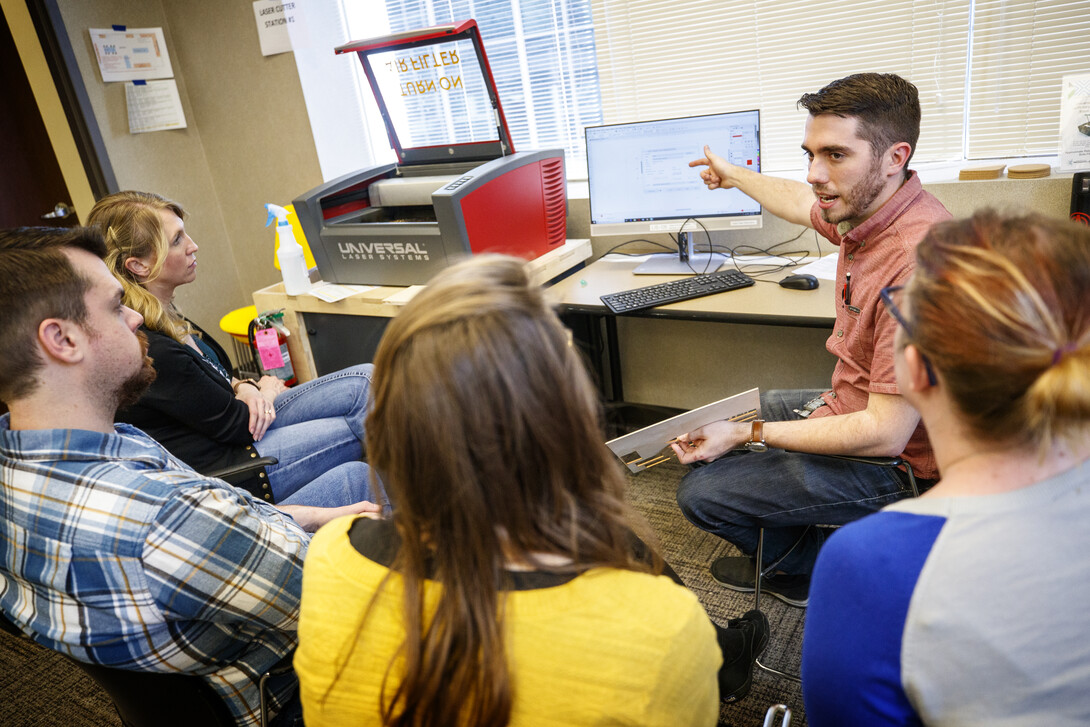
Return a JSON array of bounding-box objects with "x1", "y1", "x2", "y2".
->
[
  {"x1": 711, "y1": 555, "x2": 810, "y2": 608},
  {"x1": 715, "y1": 609, "x2": 770, "y2": 703}
]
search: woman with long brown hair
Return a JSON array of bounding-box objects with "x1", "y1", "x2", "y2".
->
[{"x1": 295, "y1": 255, "x2": 734, "y2": 726}]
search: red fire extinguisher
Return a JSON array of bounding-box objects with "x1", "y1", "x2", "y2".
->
[{"x1": 248, "y1": 309, "x2": 297, "y2": 386}]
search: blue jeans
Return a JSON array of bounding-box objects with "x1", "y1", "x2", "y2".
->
[
  {"x1": 253, "y1": 364, "x2": 380, "y2": 508},
  {"x1": 675, "y1": 389, "x2": 916, "y2": 576}
]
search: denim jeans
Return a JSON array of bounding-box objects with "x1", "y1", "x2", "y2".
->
[
  {"x1": 253, "y1": 364, "x2": 380, "y2": 508},
  {"x1": 675, "y1": 389, "x2": 916, "y2": 576}
]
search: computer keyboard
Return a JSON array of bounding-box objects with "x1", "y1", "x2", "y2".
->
[{"x1": 599, "y1": 268, "x2": 756, "y2": 314}]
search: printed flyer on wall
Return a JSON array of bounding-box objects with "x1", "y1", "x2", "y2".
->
[
  {"x1": 1059, "y1": 73, "x2": 1090, "y2": 172},
  {"x1": 89, "y1": 27, "x2": 174, "y2": 83}
]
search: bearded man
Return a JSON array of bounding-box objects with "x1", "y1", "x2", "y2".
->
[
  {"x1": 677, "y1": 74, "x2": 951, "y2": 607},
  {"x1": 0, "y1": 226, "x2": 374, "y2": 726}
]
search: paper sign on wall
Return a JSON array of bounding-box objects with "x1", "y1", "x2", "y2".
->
[
  {"x1": 89, "y1": 27, "x2": 174, "y2": 82},
  {"x1": 125, "y1": 80, "x2": 187, "y2": 133},
  {"x1": 253, "y1": 1, "x2": 295, "y2": 56}
]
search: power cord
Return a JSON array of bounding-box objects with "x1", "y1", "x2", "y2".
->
[
  {"x1": 603, "y1": 221, "x2": 823, "y2": 281},
  {"x1": 717, "y1": 227, "x2": 821, "y2": 283}
]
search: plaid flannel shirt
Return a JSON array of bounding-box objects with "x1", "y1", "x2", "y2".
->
[{"x1": 0, "y1": 415, "x2": 309, "y2": 726}]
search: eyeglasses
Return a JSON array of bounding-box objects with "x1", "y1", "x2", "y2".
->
[{"x1": 879, "y1": 285, "x2": 937, "y2": 386}]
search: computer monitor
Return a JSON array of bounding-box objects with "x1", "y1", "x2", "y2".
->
[{"x1": 586, "y1": 110, "x2": 762, "y2": 274}]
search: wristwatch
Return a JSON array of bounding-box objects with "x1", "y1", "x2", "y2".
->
[
  {"x1": 231, "y1": 378, "x2": 261, "y2": 395},
  {"x1": 743, "y1": 419, "x2": 768, "y2": 452}
]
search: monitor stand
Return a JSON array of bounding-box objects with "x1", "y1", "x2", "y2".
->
[{"x1": 633, "y1": 231, "x2": 727, "y2": 275}]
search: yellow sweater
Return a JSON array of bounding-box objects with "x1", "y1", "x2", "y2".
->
[{"x1": 296, "y1": 516, "x2": 721, "y2": 726}]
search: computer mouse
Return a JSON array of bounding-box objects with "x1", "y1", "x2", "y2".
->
[{"x1": 779, "y1": 273, "x2": 819, "y2": 290}]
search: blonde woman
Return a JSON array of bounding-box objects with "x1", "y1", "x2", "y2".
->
[
  {"x1": 89, "y1": 190, "x2": 378, "y2": 508},
  {"x1": 804, "y1": 210, "x2": 1090, "y2": 724}
]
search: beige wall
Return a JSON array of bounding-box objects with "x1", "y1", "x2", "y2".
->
[{"x1": 54, "y1": 0, "x2": 323, "y2": 351}]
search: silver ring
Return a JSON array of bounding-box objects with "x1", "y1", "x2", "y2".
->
[{"x1": 266, "y1": 408, "x2": 273, "y2": 414}]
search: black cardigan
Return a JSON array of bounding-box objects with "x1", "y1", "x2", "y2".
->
[{"x1": 117, "y1": 320, "x2": 271, "y2": 500}]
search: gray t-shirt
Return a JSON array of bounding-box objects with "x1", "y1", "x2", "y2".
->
[{"x1": 803, "y1": 457, "x2": 1090, "y2": 726}]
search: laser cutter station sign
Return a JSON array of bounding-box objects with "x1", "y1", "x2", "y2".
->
[{"x1": 253, "y1": 1, "x2": 296, "y2": 57}]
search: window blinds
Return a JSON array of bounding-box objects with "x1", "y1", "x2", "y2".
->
[
  {"x1": 968, "y1": 0, "x2": 1090, "y2": 158},
  {"x1": 590, "y1": 0, "x2": 1090, "y2": 169}
]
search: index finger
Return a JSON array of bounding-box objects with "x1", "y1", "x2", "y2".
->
[{"x1": 252, "y1": 416, "x2": 271, "y2": 442}]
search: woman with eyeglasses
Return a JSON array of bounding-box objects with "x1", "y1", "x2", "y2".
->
[
  {"x1": 293, "y1": 255, "x2": 739, "y2": 727},
  {"x1": 802, "y1": 209, "x2": 1090, "y2": 725}
]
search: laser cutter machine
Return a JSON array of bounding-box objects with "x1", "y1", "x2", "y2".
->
[{"x1": 293, "y1": 20, "x2": 567, "y2": 287}]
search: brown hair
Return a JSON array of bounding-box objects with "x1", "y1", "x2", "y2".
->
[
  {"x1": 907, "y1": 209, "x2": 1090, "y2": 449},
  {"x1": 87, "y1": 190, "x2": 192, "y2": 343},
  {"x1": 361, "y1": 255, "x2": 655, "y2": 726},
  {"x1": 798, "y1": 73, "x2": 921, "y2": 175},
  {"x1": 0, "y1": 226, "x2": 108, "y2": 403}
]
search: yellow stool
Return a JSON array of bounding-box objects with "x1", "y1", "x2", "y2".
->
[
  {"x1": 219, "y1": 304, "x2": 259, "y2": 376},
  {"x1": 219, "y1": 305, "x2": 257, "y2": 342}
]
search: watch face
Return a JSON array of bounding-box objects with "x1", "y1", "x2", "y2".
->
[{"x1": 744, "y1": 441, "x2": 768, "y2": 453}]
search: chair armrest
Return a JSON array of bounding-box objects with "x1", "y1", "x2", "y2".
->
[
  {"x1": 811, "y1": 453, "x2": 904, "y2": 467},
  {"x1": 259, "y1": 650, "x2": 296, "y2": 727},
  {"x1": 805, "y1": 453, "x2": 917, "y2": 496},
  {"x1": 204, "y1": 456, "x2": 279, "y2": 485}
]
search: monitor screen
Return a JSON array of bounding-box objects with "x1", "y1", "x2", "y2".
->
[{"x1": 586, "y1": 110, "x2": 762, "y2": 238}]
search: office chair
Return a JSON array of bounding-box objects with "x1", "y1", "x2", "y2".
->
[
  {"x1": 753, "y1": 454, "x2": 920, "y2": 683},
  {"x1": 1, "y1": 592, "x2": 292, "y2": 727},
  {"x1": 764, "y1": 704, "x2": 793, "y2": 726},
  {"x1": 197, "y1": 453, "x2": 279, "y2": 505},
  {"x1": 205, "y1": 454, "x2": 279, "y2": 488}
]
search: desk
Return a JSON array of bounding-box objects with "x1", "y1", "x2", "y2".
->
[
  {"x1": 545, "y1": 255, "x2": 837, "y2": 403},
  {"x1": 546, "y1": 255, "x2": 836, "y2": 327},
  {"x1": 252, "y1": 239, "x2": 592, "y2": 382}
]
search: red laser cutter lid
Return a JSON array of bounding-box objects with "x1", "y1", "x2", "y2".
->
[{"x1": 336, "y1": 19, "x2": 515, "y2": 167}]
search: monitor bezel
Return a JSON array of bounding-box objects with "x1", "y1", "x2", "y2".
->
[{"x1": 585, "y1": 110, "x2": 763, "y2": 239}]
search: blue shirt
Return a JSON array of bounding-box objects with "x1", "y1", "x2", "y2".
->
[
  {"x1": 0, "y1": 414, "x2": 309, "y2": 726},
  {"x1": 803, "y1": 458, "x2": 1090, "y2": 726}
]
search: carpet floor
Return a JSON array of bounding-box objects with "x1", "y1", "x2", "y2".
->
[
  {"x1": 624, "y1": 460, "x2": 807, "y2": 727},
  {"x1": 0, "y1": 460, "x2": 806, "y2": 726},
  {"x1": 0, "y1": 627, "x2": 119, "y2": 726}
]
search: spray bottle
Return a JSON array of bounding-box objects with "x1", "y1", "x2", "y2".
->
[{"x1": 265, "y1": 203, "x2": 311, "y2": 295}]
